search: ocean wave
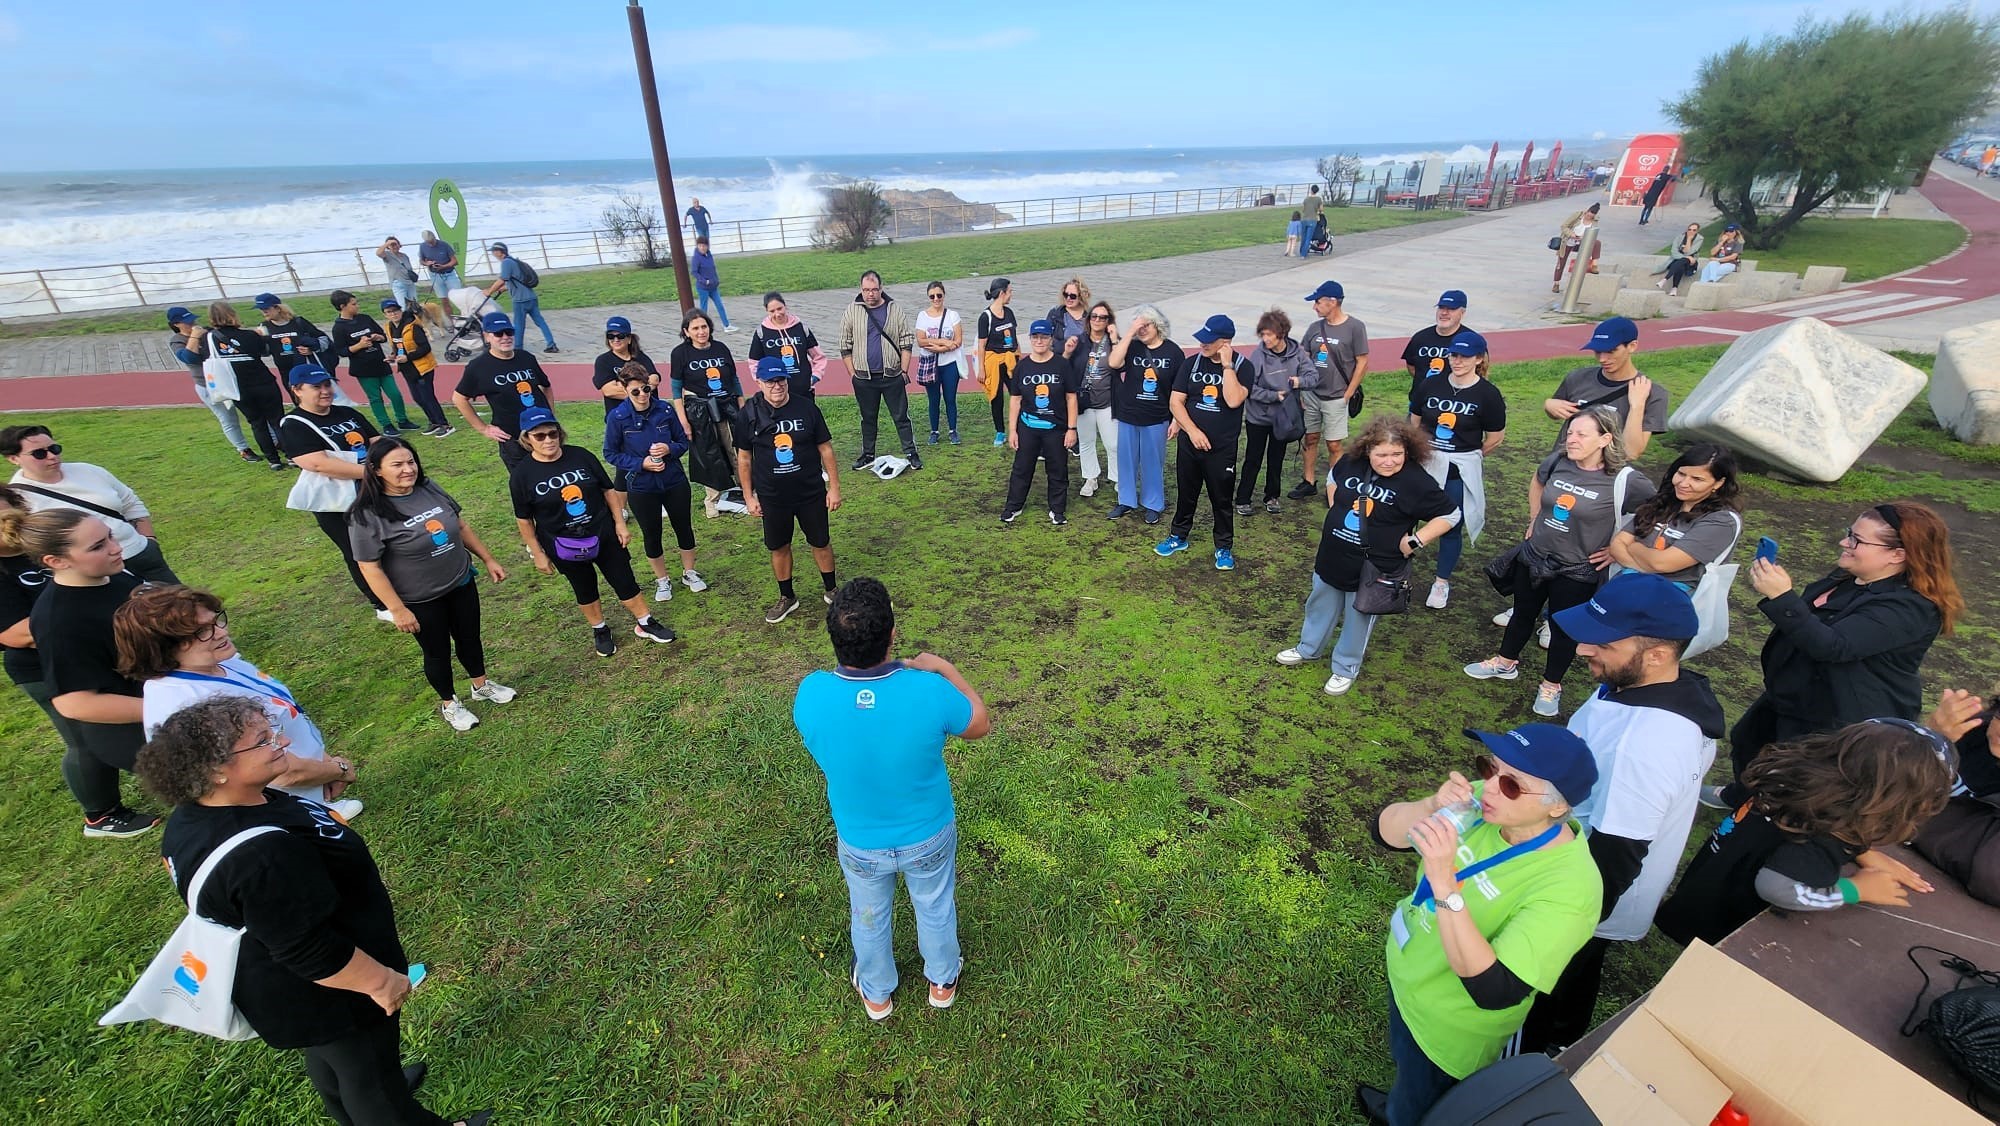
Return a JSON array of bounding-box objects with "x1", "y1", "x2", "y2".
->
[{"x1": 1354, "y1": 144, "x2": 1530, "y2": 168}]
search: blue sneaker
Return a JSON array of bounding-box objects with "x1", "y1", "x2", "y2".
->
[
  {"x1": 992, "y1": 432, "x2": 1006, "y2": 446},
  {"x1": 1106, "y1": 504, "x2": 1134, "y2": 520},
  {"x1": 1155, "y1": 535, "x2": 1190, "y2": 557},
  {"x1": 1214, "y1": 548, "x2": 1235, "y2": 571}
]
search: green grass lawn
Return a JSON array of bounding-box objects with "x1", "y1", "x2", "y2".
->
[
  {"x1": 2, "y1": 208, "x2": 1459, "y2": 341},
  {"x1": 1661, "y1": 217, "x2": 1965, "y2": 281},
  {"x1": 2, "y1": 346, "x2": 1992, "y2": 1123}
]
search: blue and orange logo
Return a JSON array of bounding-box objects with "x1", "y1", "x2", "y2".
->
[
  {"x1": 425, "y1": 518, "x2": 448, "y2": 546},
  {"x1": 1034, "y1": 383, "x2": 1051, "y2": 409},
  {"x1": 561, "y1": 484, "x2": 586, "y2": 518},
  {"x1": 1344, "y1": 497, "x2": 1373, "y2": 532},
  {"x1": 774, "y1": 432, "x2": 795, "y2": 465},
  {"x1": 344, "y1": 431, "x2": 365, "y2": 449},
  {"x1": 780, "y1": 343, "x2": 799, "y2": 371},
  {"x1": 1141, "y1": 370, "x2": 1157, "y2": 394},
  {"x1": 1552, "y1": 494, "x2": 1576, "y2": 523},
  {"x1": 515, "y1": 380, "x2": 535, "y2": 406},
  {"x1": 1435, "y1": 411, "x2": 1457, "y2": 442},
  {"x1": 172, "y1": 951, "x2": 208, "y2": 999}
]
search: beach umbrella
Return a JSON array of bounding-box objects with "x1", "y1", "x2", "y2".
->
[
  {"x1": 1484, "y1": 142, "x2": 1498, "y2": 185},
  {"x1": 1546, "y1": 140, "x2": 1564, "y2": 180},
  {"x1": 1517, "y1": 142, "x2": 1536, "y2": 184}
]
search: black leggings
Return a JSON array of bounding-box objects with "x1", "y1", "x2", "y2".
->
[
  {"x1": 240, "y1": 391, "x2": 286, "y2": 466},
  {"x1": 401, "y1": 372, "x2": 449, "y2": 429},
  {"x1": 552, "y1": 543, "x2": 641, "y2": 606},
  {"x1": 628, "y1": 485, "x2": 696, "y2": 560},
  {"x1": 1499, "y1": 564, "x2": 1597, "y2": 683},
  {"x1": 1235, "y1": 422, "x2": 1289, "y2": 504},
  {"x1": 406, "y1": 578, "x2": 485, "y2": 700},
  {"x1": 314, "y1": 511, "x2": 386, "y2": 610},
  {"x1": 298, "y1": 1013, "x2": 449, "y2": 1126}
]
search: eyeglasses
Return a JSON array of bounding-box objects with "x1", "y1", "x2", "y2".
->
[
  {"x1": 1088, "y1": 313, "x2": 1111, "y2": 321},
  {"x1": 526, "y1": 430, "x2": 562, "y2": 442},
  {"x1": 1842, "y1": 526, "x2": 1898, "y2": 549},
  {"x1": 26, "y1": 444, "x2": 62, "y2": 459},
  {"x1": 230, "y1": 729, "x2": 281, "y2": 757},
  {"x1": 192, "y1": 612, "x2": 229, "y2": 642},
  {"x1": 1474, "y1": 755, "x2": 1547, "y2": 800},
  {"x1": 628, "y1": 386, "x2": 653, "y2": 396}
]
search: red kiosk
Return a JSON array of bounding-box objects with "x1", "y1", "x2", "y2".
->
[{"x1": 1610, "y1": 133, "x2": 1682, "y2": 209}]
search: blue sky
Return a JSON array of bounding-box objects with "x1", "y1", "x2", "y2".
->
[{"x1": 4, "y1": 0, "x2": 1996, "y2": 171}]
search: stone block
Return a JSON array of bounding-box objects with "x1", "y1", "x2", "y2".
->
[
  {"x1": 1611, "y1": 289, "x2": 1664, "y2": 318},
  {"x1": 1736, "y1": 272, "x2": 1798, "y2": 303},
  {"x1": 1931, "y1": 320, "x2": 2000, "y2": 444},
  {"x1": 1683, "y1": 281, "x2": 1736, "y2": 311},
  {"x1": 1800, "y1": 265, "x2": 1847, "y2": 296},
  {"x1": 1735, "y1": 259, "x2": 1759, "y2": 274},
  {"x1": 1668, "y1": 317, "x2": 1927, "y2": 482},
  {"x1": 1578, "y1": 273, "x2": 1624, "y2": 308}
]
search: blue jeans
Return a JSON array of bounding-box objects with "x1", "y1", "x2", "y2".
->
[
  {"x1": 429, "y1": 270, "x2": 462, "y2": 299},
  {"x1": 697, "y1": 285, "x2": 730, "y2": 328},
  {"x1": 1387, "y1": 990, "x2": 1458, "y2": 1126},
  {"x1": 1435, "y1": 475, "x2": 1466, "y2": 581},
  {"x1": 191, "y1": 372, "x2": 248, "y2": 451},
  {"x1": 1116, "y1": 421, "x2": 1168, "y2": 512},
  {"x1": 923, "y1": 364, "x2": 960, "y2": 433},
  {"x1": 390, "y1": 278, "x2": 419, "y2": 313},
  {"x1": 1297, "y1": 574, "x2": 1378, "y2": 678},
  {"x1": 512, "y1": 296, "x2": 556, "y2": 348},
  {"x1": 838, "y1": 821, "x2": 961, "y2": 1003}
]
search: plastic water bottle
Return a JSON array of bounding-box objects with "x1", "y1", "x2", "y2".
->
[{"x1": 1410, "y1": 799, "x2": 1481, "y2": 846}]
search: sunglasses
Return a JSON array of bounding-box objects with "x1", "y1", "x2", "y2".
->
[
  {"x1": 628, "y1": 386, "x2": 654, "y2": 396},
  {"x1": 606, "y1": 332, "x2": 629, "y2": 340},
  {"x1": 1063, "y1": 292, "x2": 1080, "y2": 300},
  {"x1": 192, "y1": 612, "x2": 229, "y2": 642},
  {"x1": 1088, "y1": 313, "x2": 1111, "y2": 321},
  {"x1": 25, "y1": 444, "x2": 62, "y2": 459},
  {"x1": 489, "y1": 330, "x2": 515, "y2": 338},
  {"x1": 1474, "y1": 755, "x2": 1547, "y2": 800},
  {"x1": 928, "y1": 292, "x2": 944, "y2": 300},
  {"x1": 526, "y1": 430, "x2": 562, "y2": 442}
]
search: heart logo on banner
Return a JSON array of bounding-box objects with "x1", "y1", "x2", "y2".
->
[{"x1": 1637, "y1": 154, "x2": 1660, "y2": 170}]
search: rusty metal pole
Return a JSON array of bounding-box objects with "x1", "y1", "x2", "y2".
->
[{"x1": 628, "y1": 1, "x2": 695, "y2": 312}]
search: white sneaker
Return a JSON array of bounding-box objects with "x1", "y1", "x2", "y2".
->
[
  {"x1": 441, "y1": 698, "x2": 480, "y2": 732},
  {"x1": 1538, "y1": 619, "x2": 1553, "y2": 649},
  {"x1": 1275, "y1": 647, "x2": 1306, "y2": 666},
  {"x1": 1491, "y1": 607, "x2": 1514, "y2": 627},
  {"x1": 1534, "y1": 683, "x2": 1562, "y2": 717},
  {"x1": 654, "y1": 576, "x2": 675, "y2": 601},
  {"x1": 375, "y1": 609, "x2": 396, "y2": 623},
  {"x1": 683, "y1": 570, "x2": 709, "y2": 593},
  {"x1": 330, "y1": 798, "x2": 364, "y2": 821},
  {"x1": 1323, "y1": 674, "x2": 1354, "y2": 696},
  {"x1": 469, "y1": 679, "x2": 516, "y2": 704},
  {"x1": 1426, "y1": 579, "x2": 1450, "y2": 609},
  {"x1": 1080, "y1": 476, "x2": 1100, "y2": 498}
]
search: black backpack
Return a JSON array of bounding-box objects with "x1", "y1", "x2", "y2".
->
[
  {"x1": 1418, "y1": 1054, "x2": 1600, "y2": 1124},
  {"x1": 514, "y1": 260, "x2": 541, "y2": 289},
  {"x1": 1902, "y1": 946, "x2": 2000, "y2": 1109}
]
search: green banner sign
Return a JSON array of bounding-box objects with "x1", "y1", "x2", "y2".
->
[{"x1": 429, "y1": 179, "x2": 469, "y2": 264}]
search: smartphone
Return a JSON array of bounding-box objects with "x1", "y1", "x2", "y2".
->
[
  {"x1": 408, "y1": 963, "x2": 428, "y2": 989},
  {"x1": 1755, "y1": 536, "x2": 1780, "y2": 564}
]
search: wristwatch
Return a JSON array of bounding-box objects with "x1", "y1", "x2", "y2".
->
[
  {"x1": 1406, "y1": 534, "x2": 1425, "y2": 552},
  {"x1": 1441, "y1": 892, "x2": 1466, "y2": 913}
]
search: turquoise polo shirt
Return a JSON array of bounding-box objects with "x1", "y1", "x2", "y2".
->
[{"x1": 793, "y1": 662, "x2": 972, "y2": 850}]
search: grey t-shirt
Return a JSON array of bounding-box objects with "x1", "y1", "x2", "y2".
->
[
  {"x1": 1073, "y1": 335, "x2": 1115, "y2": 409},
  {"x1": 1531, "y1": 454, "x2": 1656, "y2": 567},
  {"x1": 346, "y1": 481, "x2": 472, "y2": 604},
  {"x1": 380, "y1": 249, "x2": 419, "y2": 284},
  {"x1": 1300, "y1": 316, "x2": 1369, "y2": 397},
  {"x1": 1551, "y1": 366, "x2": 1670, "y2": 448},
  {"x1": 1635, "y1": 507, "x2": 1741, "y2": 585}
]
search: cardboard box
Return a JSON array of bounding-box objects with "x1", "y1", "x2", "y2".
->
[{"x1": 1572, "y1": 941, "x2": 1985, "y2": 1125}]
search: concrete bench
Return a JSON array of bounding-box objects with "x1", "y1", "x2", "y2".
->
[{"x1": 1933, "y1": 320, "x2": 2000, "y2": 445}]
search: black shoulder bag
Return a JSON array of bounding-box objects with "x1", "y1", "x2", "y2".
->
[
  {"x1": 1352, "y1": 472, "x2": 1414, "y2": 615},
  {"x1": 1901, "y1": 945, "x2": 2000, "y2": 1109}
]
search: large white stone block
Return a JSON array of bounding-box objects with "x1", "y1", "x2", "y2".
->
[
  {"x1": 1611, "y1": 289, "x2": 1664, "y2": 318},
  {"x1": 1800, "y1": 265, "x2": 1847, "y2": 296},
  {"x1": 1579, "y1": 273, "x2": 1624, "y2": 307},
  {"x1": 1667, "y1": 318, "x2": 1928, "y2": 482},
  {"x1": 1932, "y1": 320, "x2": 2000, "y2": 445},
  {"x1": 1683, "y1": 281, "x2": 1736, "y2": 311},
  {"x1": 1736, "y1": 272, "x2": 1798, "y2": 303}
]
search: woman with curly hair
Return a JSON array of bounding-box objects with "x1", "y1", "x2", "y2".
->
[
  {"x1": 1606, "y1": 442, "x2": 1743, "y2": 590},
  {"x1": 1656, "y1": 719, "x2": 1956, "y2": 946}
]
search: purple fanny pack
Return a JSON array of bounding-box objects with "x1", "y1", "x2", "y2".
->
[{"x1": 552, "y1": 534, "x2": 600, "y2": 562}]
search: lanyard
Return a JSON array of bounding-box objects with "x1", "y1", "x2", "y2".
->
[
  {"x1": 167, "y1": 663, "x2": 298, "y2": 714},
  {"x1": 1412, "y1": 822, "x2": 1562, "y2": 910}
]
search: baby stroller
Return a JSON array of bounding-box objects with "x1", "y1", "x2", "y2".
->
[
  {"x1": 1306, "y1": 214, "x2": 1332, "y2": 256},
  {"x1": 440, "y1": 286, "x2": 502, "y2": 362}
]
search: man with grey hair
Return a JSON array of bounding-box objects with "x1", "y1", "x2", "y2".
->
[
  {"x1": 1105, "y1": 304, "x2": 1180, "y2": 523},
  {"x1": 837, "y1": 270, "x2": 920, "y2": 471},
  {"x1": 1289, "y1": 280, "x2": 1369, "y2": 499},
  {"x1": 417, "y1": 231, "x2": 462, "y2": 314}
]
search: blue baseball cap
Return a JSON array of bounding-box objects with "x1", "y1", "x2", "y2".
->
[
  {"x1": 1437, "y1": 290, "x2": 1468, "y2": 309},
  {"x1": 165, "y1": 306, "x2": 197, "y2": 327},
  {"x1": 1028, "y1": 319, "x2": 1055, "y2": 337},
  {"x1": 480, "y1": 311, "x2": 515, "y2": 334},
  {"x1": 1464, "y1": 724, "x2": 1599, "y2": 807},
  {"x1": 517, "y1": 406, "x2": 558, "y2": 433},
  {"x1": 1305, "y1": 281, "x2": 1345, "y2": 302},
  {"x1": 1553, "y1": 572, "x2": 1700, "y2": 644},
  {"x1": 605, "y1": 316, "x2": 632, "y2": 335},
  {"x1": 1580, "y1": 316, "x2": 1639, "y2": 352},
  {"x1": 287, "y1": 363, "x2": 334, "y2": 386},
  {"x1": 380, "y1": 297, "x2": 401, "y2": 311},
  {"x1": 253, "y1": 293, "x2": 282, "y2": 310},
  {"x1": 1445, "y1": 330, "x2": 1488, "y2": 357},
  {"x1": 1192, "y1": 314, "x2": 1236, "y2": 344},
  {"x1": 754, "y1": 356, "x2": 791, "y2": 382}
]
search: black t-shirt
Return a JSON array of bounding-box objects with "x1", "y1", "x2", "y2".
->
[
  {"x1": 592, "y1": 348, "x2": 659, "y2": 416},
  {"x1": 1653, "y1": 806, "x2": 1859, "y2": 947},
  {"x1": 1313, "y1": 457, "x2": 1456, "y2": 591},
  {"x1": 1174, "y1": 352, "x2": 1251, "y2": 451},
  {"x1": 1957, "y1": 725, "x2": 2000, "y2": 800},
  {"x1": 1112, "y1": 338, "x2": 1182, "y2": 426},
  {"x1": 747, "y1": 322, "x2": 819, "y2": 398},
  {"x1": 455, "y1": 350, "x2": 553, "y2": 436},
  {"x1": 1400, "y1": 326, "x2": 1472, "y2": 410},
  {"x1": 31, "y1": 572, "x2": 144, "y2": 753},
  {"x1": 198, "y1": 326, "x2": 281, "y2": 398},
  {"x1": 1010, "y1": 355, "x2": 1077, "y2": 430},
  {"x1": 670, "y1": 341, "x2": 741, "y2": 402},
  {"x1": 1411, "y1": 374, "x2": 1509, "y2": 455},
  {"x1": 734, "y1": 392, "x2": 833, "y2": 502},
  {"x1": 977, "y1": 307, "x2": 1019, "y2": 355},
  {"x1": 508, "y1": 446, "x2": 617, "y2": 543},
  {"x1": 262, "y1": 317, "x2": 329, "y2": 374},
  {"x1": 0, "y1": 554, "x2": 49, "y2": 685},
  {"x1": 162, "y1": 792, "x2": 408, "y2": 1050},
  {"x1": 332, "y1": 314, "x2": 390, "y2": 379},
  {"x1": 277, "y1": 405, "x2": 378, "y2": 461}
]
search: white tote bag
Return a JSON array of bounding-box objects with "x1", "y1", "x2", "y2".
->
[
  {"x1": 1682, "y1": 512, "x2": 1743, "y2": 661},
  {"x1": 280, "y1": 415, "x2": 362, "y2": 512},
  {"x1": 201, "y1": 330, "x2": 243, "y2": 407},
  {"x1": 99, "y1": 825, "x2": 284, "y2": 1041}
]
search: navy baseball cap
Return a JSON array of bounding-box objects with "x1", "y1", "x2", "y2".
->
[
  {"x1": 253, "y1": 293, "x2": 282, "y2": 310},
  {"x1": 1464, "y1": 724, "x2": 1598, "y2": 807},
  {"x1": 165, "y1": 306, "x2": 197, "y2": 326},
  {"x1": 480, "y1": 311, "x2": 515, "y2": 334},
  {"x1": 1580, "y1": 316, "x2": 1639, "y2": 352},
  {"x1": 1028, "y1": 319, "x2": 1055, "y2": 337},
  {"x1": 1192, "y1": 314, "x2": 1236, "y2": 344},
  {"x1": 517, "y1": 406, "x2": 558, "y2": 432},
  {"x1": 1723, "y1": 224, "x2": 1740, "y2": 232},
  {"x1": 1437, "y1": 290, "x2": 1468, "y2": 309},
  {"x1": 380, "y1": 298, "x2": 401, "y2": 311},
  {"x1": 1445, "y1": 330, "x2": 1488, "y2": 357},
  {"x1": 287, "y1": 363, "x2": 334, "y2": 386},
  {"x1": 605, "y1": 316, "x2": 632, "y2": 335},
  {"x1": 1553, "y1": 572, "x2": 1700, "y2": 644},
  {"x1": 1305, "y1": 281, "x2": 1345, "y2": 302},
  {"x1": 489, "y1": 241, "x2": 509, "y2": 253},
  {"x1": 754, "y1": 356, "x2": 791, "y2": 382}
]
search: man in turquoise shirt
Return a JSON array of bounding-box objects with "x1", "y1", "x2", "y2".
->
[{"x1": 793, "y1": 577, "x2": 991, "y2": 1020}]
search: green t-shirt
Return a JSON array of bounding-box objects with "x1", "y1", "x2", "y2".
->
[{"x1": 1382, "y1": 802, "x2": 1602, "y2": 1079}]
